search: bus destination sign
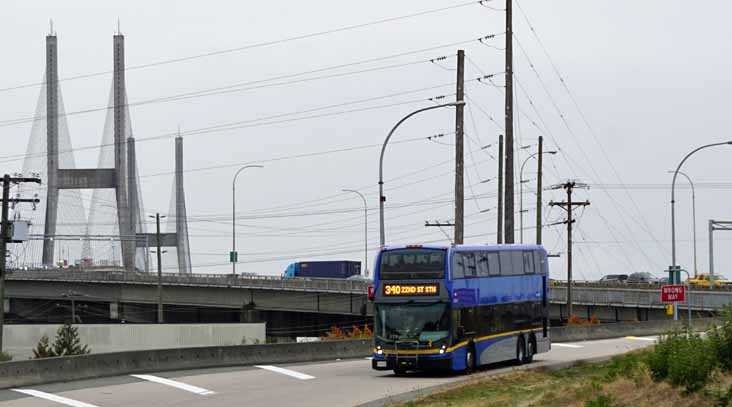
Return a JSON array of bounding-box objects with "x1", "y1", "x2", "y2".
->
[{"x1": 383, "y1": 283, "x2": 439, "y2": 296}]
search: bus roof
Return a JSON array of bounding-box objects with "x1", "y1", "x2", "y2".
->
[{"x1": 381, "y1": 244, "x2": 546, "y2": 252}]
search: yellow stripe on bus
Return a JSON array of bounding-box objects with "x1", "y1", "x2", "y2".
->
[{"x1": 375, "y1": 327, "x2": 543, "y2": 355}]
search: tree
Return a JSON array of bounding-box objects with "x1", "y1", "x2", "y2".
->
[
  {"x1": 51, "y1": 323, "x2": 90, "y2": 356},
  {"x1": 32, "y1": 334, "x2": 56, "y2": 359}
]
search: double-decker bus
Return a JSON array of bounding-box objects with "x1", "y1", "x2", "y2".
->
[{"x1": 371, "y1": 244, "x2": 550, "y2": 374}]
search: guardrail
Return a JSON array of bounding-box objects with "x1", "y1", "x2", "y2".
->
[
  {"x1": 0, "y1": 319, "x2": 717, "y2": 390},
  {"x1": 7, "y1": 269, "x2": 371, "y2": 294}
]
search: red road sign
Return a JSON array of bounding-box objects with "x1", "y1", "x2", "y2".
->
[{"x1": 661, "y1": 285, "x2": 685, "y2": 302}]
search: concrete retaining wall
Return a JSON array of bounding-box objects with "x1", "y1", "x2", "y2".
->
[
  {"x1": 3, "y1": 323, "x2": 266, "y2": 360},
  {"x1": 0, "y1": 339, "x2": 370, "y2": 389}
]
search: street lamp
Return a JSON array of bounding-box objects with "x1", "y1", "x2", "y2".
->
[
  {"x1": 379, "y1": 101, "x2": 465, "y2": 246},
  {"x1": 342, "y1": 189, "x2": 368, "y2": 278},
  {"x1": 519, "y1": 150, "x2": 557, "y2": 243},
  {"x1": 668, "y1": 170, "x2": 698, "y2": 278},
  {"x1": 232, "y1": 165, "x2": 264, "y2": 276},
  {"x1": 671, "y1": 141, "x2": 732, "y2": 320}
]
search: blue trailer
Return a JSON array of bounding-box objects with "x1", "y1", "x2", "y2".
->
[{"x1": 283, "y1": 261, "x2": 361, "y2": 279}]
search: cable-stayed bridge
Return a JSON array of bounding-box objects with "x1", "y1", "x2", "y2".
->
[{"x1": 10, "y1": 30, "x2": 191, "y2": 274}]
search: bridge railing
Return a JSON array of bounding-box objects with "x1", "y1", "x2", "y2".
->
[
  {"x1": 6, "y1": 269, "x2": 371, "y2": 293},
  {"x1": 552, "y1": 285, "x2": 732, "y2": 310}
]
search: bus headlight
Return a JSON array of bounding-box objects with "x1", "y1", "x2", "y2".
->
[
  {"x1": 376, "y1": 346, "x2": 383, "y2": 355},
  {"x1": 439, "y1": 345, "x2": 446, "y2": 354}
]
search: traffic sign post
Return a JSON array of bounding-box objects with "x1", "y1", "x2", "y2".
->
[
  {"x1": 661, "y1": 284, "x2": 685, "y2": 302},
  {"x1": 229, "y1": 251, "x2": 238, "y2": 264}
]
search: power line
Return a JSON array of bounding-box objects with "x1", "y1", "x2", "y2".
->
[{"x1": 0, "y1": 0, "x2": 486, "y2": 93}]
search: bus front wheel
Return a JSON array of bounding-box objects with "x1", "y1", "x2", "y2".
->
[
  {"x1": 515, "y1": 336, "x2": 526, "y2": 366},
  {"x1": 393, "y1": 368, "x2": 407, "y2": 376}
]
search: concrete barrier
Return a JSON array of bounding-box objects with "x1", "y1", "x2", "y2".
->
[
  {"x1": 551, "y1": 318, "x2": 718, "y2": 343},
  {"x1": 0, "y1": 339, "x2": 371, "y2": 389},
  {"x1": 3, "y1": 323, "x2": 266, "y2": 360},
  {"x1": 0, "y1": 318, "x2": 714, "y2": 390}
]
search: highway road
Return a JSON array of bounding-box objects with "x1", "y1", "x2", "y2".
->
[{"x1": 0, "y1": 336, "x2": 657, "y2": 407}]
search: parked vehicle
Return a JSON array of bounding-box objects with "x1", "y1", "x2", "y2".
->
[
  {"x1": 283, "y1": 261, "x2": 361, "y2": 279},
  {"x1": 686, "y1": 273, "x2": 732, "y2": 287},
  {"x1": 627, "y1": 272, "x2": 658, "y2": 284},
  {"x1": 598, "y1": 274, "x2": 628, "y2": 284}
]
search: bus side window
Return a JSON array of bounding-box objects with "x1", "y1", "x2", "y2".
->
[
  {"x1": 487, "y1": 252, "x2": 501, "y2": 276},
  {"x1": 453, "y1": 252, "x2": 465, "y2": 279},
  {"x1": 522, "y1": 251, "x2": 534, "y2": 274},
  {"x1": 464, "y1": 252, "x2": 477, "y2": 278},
  {"x1": 499, "y1": 251, "x2": 513, "y2": 276},
  {"x1": 533, "y1": 251, "x2": 545, "y2": 275},
  {"x1": 477, "y1": 252, "x2": 489, "y2": 277},
  {"x1": 511, "y1": 251, "x2": 524, "y2": 275}
]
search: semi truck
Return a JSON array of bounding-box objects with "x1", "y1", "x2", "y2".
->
[{"x1": 283, "y1": 261, "x2": 361, "y2": 279}]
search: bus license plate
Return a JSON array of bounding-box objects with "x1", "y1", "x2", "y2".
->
[{"x1": 377, "y1": 361, "x2": 387, "y2": 368}]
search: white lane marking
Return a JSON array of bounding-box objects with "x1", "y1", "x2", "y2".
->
[
  {"x1": 552, "y1": 343, "x2": 584, "y2": 348},
  {"x1": 625, "y1": 336, "x2": 656, "y2": 342},
  {"x1": 255, "y1": 365, "x2": 316, "y2": 380},
  {"x1": 11, "y1": 389, "x2": 99, "y2": 407},
  {"x1": 130, "y1": 374, "x2": 215, "y2": 395}
]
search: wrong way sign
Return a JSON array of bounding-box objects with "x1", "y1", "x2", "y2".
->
[{"x1": 661, "y1": 285, "x2": 685, "y2": 302}]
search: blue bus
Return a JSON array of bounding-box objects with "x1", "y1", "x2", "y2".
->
[{"x1": 371, "y1": 244, "x2": 550, "y2": 374}]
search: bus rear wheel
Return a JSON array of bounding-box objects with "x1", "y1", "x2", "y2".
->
[
  {"x1": 515, "y1": 336, "x2": 526, "y2": 366},
  {"x1": 524, "y1": 335, "x2": 535, "y2": 364}
]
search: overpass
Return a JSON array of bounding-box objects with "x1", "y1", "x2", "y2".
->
[{"x1": 5, "y1": 269, "x2": 731, "y2": 333}]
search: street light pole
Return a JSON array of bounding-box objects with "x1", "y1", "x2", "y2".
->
[
  {"x1": 669, "y1": 170, "x2": 698, "y2": 278},
  {"x1": 149, "y1": 213, "x2": 166, "y2": 324},
  {"x1": 671, "y1": 141, "x2": 732, "y2": 320},
  {"x1": 342, "y1": 189, "x2": 368, "y2": 277},
  {"x1": 519, "y1": 149, "x2": 557, "y2": 244},
  {"x1": 379, "y1": 101, "x2": 465, "y2": 246},
  {"x1": 232, "y1": 165, "x2": 263, "y2": 276}
]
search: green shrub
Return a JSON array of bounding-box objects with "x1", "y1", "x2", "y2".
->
[
  {"x1": 647, "y1": 330, "x2": 684, "y2": 381},
  {"x1": 51, "y1": 324, "x2": 90, "y2": 357},
  {"x1": 710, "y1": 305, "x2": 732, "y2": 372},
  {"x1": 0, "y1": 351, "x2": 12, "y2": 362},
  {"x1": 32, "y1": 334, "x2": 56, "y2": 359},
  {"x1": 667, "y1": 333, "x2": 716, "y2": 392}
]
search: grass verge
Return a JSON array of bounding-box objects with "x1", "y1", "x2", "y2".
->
[{"x1": 392, "y1": 351, "x2": 732, "y2": 407}]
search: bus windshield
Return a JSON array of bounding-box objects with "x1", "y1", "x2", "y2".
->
[
  {"x1": 374, "y1": 302, "x2": 450, "y2": 343},
  {"x1": 379, "y1": 248, "x2": 446, "y2": 280}
]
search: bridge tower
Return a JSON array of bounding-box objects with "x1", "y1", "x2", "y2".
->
[{"x1": 32, "y1": 29, "x2": 190, "y2": 274}]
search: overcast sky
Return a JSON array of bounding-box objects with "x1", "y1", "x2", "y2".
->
[{"x1": 1, "y1": 0, "x2": 731, "y2": 279}]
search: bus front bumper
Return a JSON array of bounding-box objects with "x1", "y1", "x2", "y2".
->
[{"x1": 371, "y1": 354, "x2": 453, "y2": 371}]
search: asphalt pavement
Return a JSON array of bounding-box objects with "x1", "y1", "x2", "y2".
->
[{"x1": 0, "y1": 336, "x2": 658, "y2": 407}]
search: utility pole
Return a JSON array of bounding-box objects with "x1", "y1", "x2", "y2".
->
[
  {"x1": 536, "y1": 136, "x2": 544, "y2": 245},
  {"x1": 503, "y1": 0, "x2": 515, "y2": 243},
  {"x1": 454, "y1": 50, "x2": 465, "y2": 245},
  {"x1": 0, "y1": 174, "x2": 41, "y2": 352},
  {"x1": 497, "y1": 135, "x2": 504, "y2": 244},
  {"x1": 549, "y1": 181, "x2": 590, "y2": 320},
  {"x1": 150, "y1": 213, "x2": 166, "y2": 324}
]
